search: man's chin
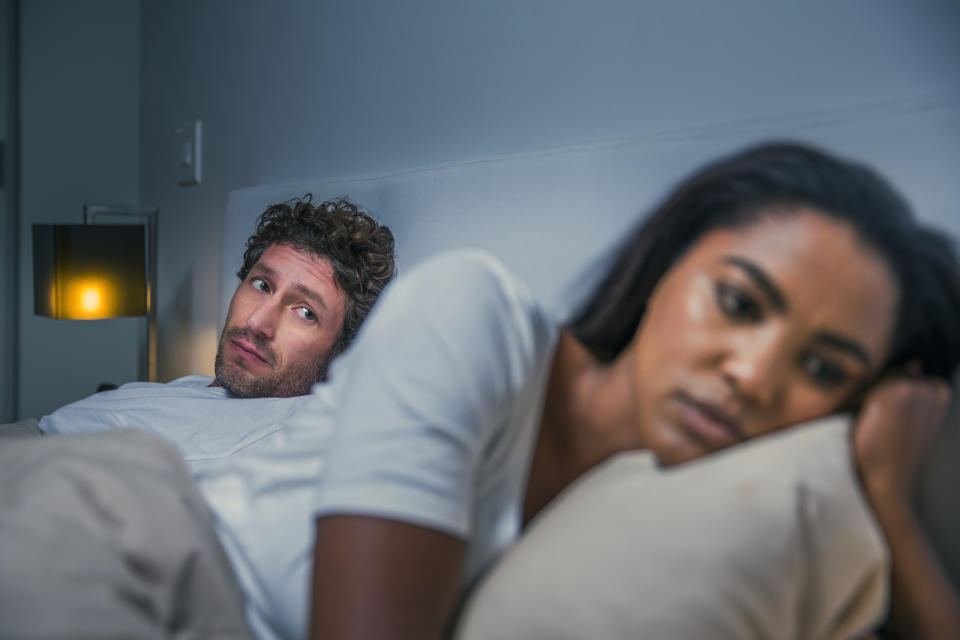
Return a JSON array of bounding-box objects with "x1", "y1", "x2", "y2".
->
[
  {"x1": 215, "y1": 366, "x2": 272, "y2": 399},
  {"x1": 214, "y1": 357, "x2": 324, "y2": 399}
]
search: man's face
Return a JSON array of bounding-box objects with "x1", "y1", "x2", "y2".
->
[{"x1": 214, "y1": 244, "x2": 347, "y2": 397}]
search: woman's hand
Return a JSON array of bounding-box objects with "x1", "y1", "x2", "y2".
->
[
  {"x1": 852, "y1": 372, "x2": 951, "y2": 508},
  {"x1": 851, "y1": 372, "x2": 960, "y2": 639}
]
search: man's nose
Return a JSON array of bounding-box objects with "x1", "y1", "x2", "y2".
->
[
  {"x1": 245, "y1": 300, "x2": 281, "y2": 339},
  {"x1": 720, "y1": 329, "x2": 787, "y2": 407}
]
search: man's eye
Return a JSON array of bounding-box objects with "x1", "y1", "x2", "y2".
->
[
  {"x1": 296, "y1": 307, "x2": 317, "y2": 322},
  {"x1": 802, "y1": 354, "x2": 847, "y2": 389},
  {"x1": 251, "y1": 278, "x2": 270, "y2": 292},
  {"x1": 715, "y1": 284, "x2": 760, "y2": 321}
]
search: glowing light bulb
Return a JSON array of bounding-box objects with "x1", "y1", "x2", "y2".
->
[{"x1": 80, "y1": 287, "x2": 102, "y2": 311}]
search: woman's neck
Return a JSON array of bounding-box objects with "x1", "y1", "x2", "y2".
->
[{"x1": 522, "y1": 329, "x2": 642, "y2": 524}]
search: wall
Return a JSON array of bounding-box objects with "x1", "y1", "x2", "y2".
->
[
  {"x1": 140, "y1": 0, "x2": 960, "y2": 381},
  {"x1": 16, "y1": 0, "x2": 141, "y2": 419},
  {"x1": 0, "y1": 0, "x2": 17, "y2": 422}
]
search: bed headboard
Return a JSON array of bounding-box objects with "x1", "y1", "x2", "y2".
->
[
  {"x1": 220, "y1": 97, "x2": 960, "y2": 326},
  {"x1": 219, "y1": 138, "x2": 681, "y2": 324}
]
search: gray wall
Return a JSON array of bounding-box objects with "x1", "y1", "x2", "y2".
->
[
  {"x1": 0, "y1": 0, "x2": 16, "y2": 422},
  {"x1": 0, "y1": 0, "x2": 17, "y2": 422},
  {"x1": 16, "y1": 0, "x2": 141, "y2": 419},
  {"x1": 10, "y1": 3, "x2": 959, "y2": 413},
  {"x1": 140, "y1": 0, "x2": 960, "y2": 381}
]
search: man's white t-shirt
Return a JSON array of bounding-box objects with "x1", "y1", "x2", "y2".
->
[{"x1": 38, "y1": 375, "x2": 308, "y2": 462}]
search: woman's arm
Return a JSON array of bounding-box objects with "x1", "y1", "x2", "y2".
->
[
  {"x1": 854, "y1": 376, "x2": 960, "y2": 638},
  {"x1": 310, "y1": 516, "x2": 465, "y2": 640},
  {"x1": 306, "y1": 253, "x2": 554, "y2": 639}
]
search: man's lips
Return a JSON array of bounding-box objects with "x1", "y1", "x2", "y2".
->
[
  {"x1": 230, "y1": 338, "x2": 271, "y2": 365},
  {"x1": 675, "y1": 394, "x2": 744, "y2": 448}
]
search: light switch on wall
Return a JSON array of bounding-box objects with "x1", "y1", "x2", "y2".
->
[{"x1": 176, "y1": 120, "x2": 202, "y2": 186}]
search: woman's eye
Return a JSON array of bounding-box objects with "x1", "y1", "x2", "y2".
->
[
  {"x1": 296, "y1": 307, "x2": 317, "y2": 322},
  {"x1": 251, "y1": 278, "x2": 270, "y2": 293},
  {"x1": 802, "y1": 354, "x2": 847, "y2": 389},
  {"x1": 715, "y1": 284, "x2": 760, "y2": 321}
]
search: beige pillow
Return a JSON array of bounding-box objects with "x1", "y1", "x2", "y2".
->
[{"x1": 455, "y1": 415, "x2": 887, "y2": 640}]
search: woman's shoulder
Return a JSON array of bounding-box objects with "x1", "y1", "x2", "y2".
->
[
  {"x1": 391, "y1": 250, "x2": 538, "y2": 318},
  {"x1": 332, "y1": 248, "x2": 557, "y2": 397},
  {"x1": 404, "y1": 249, "x2": 523, "y2": 292}
]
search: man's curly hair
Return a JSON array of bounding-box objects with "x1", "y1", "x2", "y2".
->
[{"x1": 237, "y1": 195, "x2": 396, "y2": 364}]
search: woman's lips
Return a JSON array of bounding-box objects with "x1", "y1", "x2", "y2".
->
[{"x1": 677, "y1": 396, "x2": 744, "y2": 448}]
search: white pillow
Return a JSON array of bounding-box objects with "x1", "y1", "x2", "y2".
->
[{"x1": 455, "y1": 415, "x2": 887, "y2": 640}]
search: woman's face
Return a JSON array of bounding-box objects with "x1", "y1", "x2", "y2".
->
[{"x1": 628, "y1": 208, "x2": 898, "y2": 466}]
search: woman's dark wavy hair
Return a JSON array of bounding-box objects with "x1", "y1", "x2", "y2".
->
[
  {"x1": 568, "y1": 142, "x2": 960, "y2": 379},
  {"x1": 238, "y1": 195, "x2": 396, "y2": 362}
]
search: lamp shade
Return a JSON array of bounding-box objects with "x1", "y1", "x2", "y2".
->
[{"x1": 33, "y1": 224, "x2": 147, "y2": 319}]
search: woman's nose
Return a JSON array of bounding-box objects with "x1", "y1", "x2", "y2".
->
[{"x1": 720, "y1": 329, "x2": 787, "y2": 407}]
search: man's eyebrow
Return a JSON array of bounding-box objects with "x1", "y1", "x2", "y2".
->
[
  {"x1": 811, "y1": 331, "x2": 873, "y2": 368},
  {"x1": 250, "y1": 263, "x2": 328, "y2": 310},
  {"x1": 293, "y1": 283, "x2": 328, "y2": 310},
  {"x1": 721, "y1": 256, "x2": 787, "y2": 313},
  {"x1": 249, "y1": 263, "x2": 277, "y2": 279}
]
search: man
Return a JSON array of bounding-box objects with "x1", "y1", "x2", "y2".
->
[
  {"x1": 0, "y1": 196, "x2": 395, "y2": 639},
  {"x1": 37, "y1": 196, "x2": 396, "y2": 459}
]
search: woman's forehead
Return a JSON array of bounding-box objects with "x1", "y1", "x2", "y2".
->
[{"x1": 697, "y1": 209, "x2": 888, "y2": 276}]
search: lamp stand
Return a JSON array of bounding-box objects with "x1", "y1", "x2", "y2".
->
[{"x1": 83, "y1": 205, "x2": 159, "y2": 382}]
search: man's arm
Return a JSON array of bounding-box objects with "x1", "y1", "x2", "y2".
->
[{"x1": 309, "y1": 515, "x2": 465, "y2": 640}]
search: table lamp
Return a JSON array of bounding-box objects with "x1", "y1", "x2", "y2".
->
[{"x1": 32, "y1": 205, "x2": 158, "y2": 381}]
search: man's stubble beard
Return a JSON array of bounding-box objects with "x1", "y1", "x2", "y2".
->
[{"x1": 213, "y1": 326, "x2": 328, "y2": 398}]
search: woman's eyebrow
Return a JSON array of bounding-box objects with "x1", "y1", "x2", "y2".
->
[
  {"x1": 721, "y1": 256, "x2": 874, "y2": 368},
  {"x1": 811, "y1": 331, "x2": 873, "y2": 368},
  {"x1": 721, "y1": 256, "x2": 787, "y2": 312}
]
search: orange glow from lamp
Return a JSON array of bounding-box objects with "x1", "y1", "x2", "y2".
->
[{"x1": 32, "y1": 205, "x2": 159, "y2": 380}]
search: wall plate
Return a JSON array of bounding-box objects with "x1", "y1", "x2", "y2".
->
[{"x1": 176, "y1": 120, "x2": 202, "y2": 186}]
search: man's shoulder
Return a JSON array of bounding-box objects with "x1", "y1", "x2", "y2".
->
[{"x1": 93, "y1": 375, "x2": 219, "y2": 396}]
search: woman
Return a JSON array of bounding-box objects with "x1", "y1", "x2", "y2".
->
[{"x1": 308, "y1": 142, "x2": 960, "y2": 639}]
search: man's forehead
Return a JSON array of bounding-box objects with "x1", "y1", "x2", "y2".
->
[
  {"x1": 248, "y1": 245, "x2": 342, "y2": 310},
  {"x1": 252, "y1": 244, "x2": 336, "y2": 282}
]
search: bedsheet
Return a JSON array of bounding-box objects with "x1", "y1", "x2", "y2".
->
[
  {"x1": 0, "y1": 417, "x2": 41, "y2": 437},
  {"x1": 0, "y1": 429, "x2": 253, "y2": 639}
]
